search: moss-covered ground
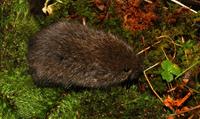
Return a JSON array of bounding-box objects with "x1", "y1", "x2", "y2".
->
[{"x1": 0, "y1": 0, "x2": 199, "y2": 118}]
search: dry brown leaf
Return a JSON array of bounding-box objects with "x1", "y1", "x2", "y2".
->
[{"x1": 93, "y1": 0, "x2": 106, "y2": 11}]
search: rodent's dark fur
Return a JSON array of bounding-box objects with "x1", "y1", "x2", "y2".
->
[{"x1": 27, "y1": 21, "x2": 142, "y2": 88}]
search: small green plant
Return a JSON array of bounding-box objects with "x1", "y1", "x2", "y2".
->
[{"x1": 161, "y1": 60, "x2": 181, "y2": 82}]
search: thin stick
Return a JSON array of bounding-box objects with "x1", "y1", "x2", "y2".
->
[
  {"x1": 175, "y1": 61, "x2": 200, "y2": 79},
  {"x1": 143, "y1": 62, "x2": 163, "y2": 102},
  {"x1": 156, "y1": 35, "x2": 181, "y2": 60},
  {"x1": 144, "y1": 0, "x2": 152, "y2": 4},
  {"x1": 137, "y1": 40, "x2": 161, "y2": 55},
  {"x1": 168, "y1": 104, "x2": 200, "y2": 117},
  {"x1": 185, "y1": 85, "x2": 200, "y2": 94},
  {"x1": 171, "y1": 0, "x2": 197, "y2": 13},
  {"x1": 161, "y1": 47, "x2": 169, "y2": 60},
  {"x1": 156, "y1": 35, "x2": 182, "y2": 47}
]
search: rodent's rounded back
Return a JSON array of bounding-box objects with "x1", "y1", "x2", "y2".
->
[{"x1": 27, "y1": 21, "x2": 142, "y2": 88}]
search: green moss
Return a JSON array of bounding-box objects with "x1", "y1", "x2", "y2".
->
[
  {"x1": 0, "y1": 68, "x2": 60, "y2": 118},
  {"x1": 79, "y1": 87, "x2": 164, "y2": 119},
  {"x1": 0, "y1": 0, "x2": 39, "y2": 71},
  {"x1": 47, "y1": 93, "x2": 80, "y2": 119},
  {"x1": 0, "y1": 0, "x2": 199, "y2": 118}
]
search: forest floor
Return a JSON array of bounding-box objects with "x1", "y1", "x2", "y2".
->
[{"x1": 0, "y1": 0, "x2": 200, "y2": 118}]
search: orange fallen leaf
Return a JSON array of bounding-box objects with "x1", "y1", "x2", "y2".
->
[
  {"x1": 163, "y1": 95, "x2": 174, "y2": 111},
  {"x1": 174, "y1": 91, "x2": 192, "y2": 107},
  {"x1": 175, "y1": 106, "x2": 190, "y2": 117},
  {"x1": 167, "y1": 115, "x2": 175, "y2": 119}
]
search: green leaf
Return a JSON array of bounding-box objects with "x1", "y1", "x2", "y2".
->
[
  {"x1": 161, "y1": 60, "x2": 181, "y2": 76},
  {"x1": 161, "y1": 70, "x2": 173, "y2": 82},
  {"x1": 161, "y1": 60, "x2": 172, "y2": 71},
  {"x1": 168, "y1": 63, "x2": 181, "y2": 76}
]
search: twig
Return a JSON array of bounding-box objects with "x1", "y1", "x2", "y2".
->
[
  {"x1": 185, "y1": 85, "x2": 200, "y2": 94},
  {"x1": 144, "y1": 0, "x2": 152, "y2": 4},
  {"x1": 137, "y1": 35, "x2": 182, "y2": 56},
  {"x1": 168, "y1": 104, "x2": 200, "y2": 117},
  {"x1": 82, "y1": 17, "x2": 86, "y2": 26},
  {"x1": 171, "y1": 0, "x2": 197, "y2": 13},
  {"x1": 143, "y1": 62, "x2": 163, "y2": 102},
  {"x1": 156, "y1": 35, "x2": 182, "y2": 47},
  {"x1": 137, "y1": 40, "x2": 161, "y2": 55},
  {"x1": 161, "y1": 47, "x2": 169, "y2": 60},
  {"x1": 175, "y1": 61, "x2": 200, "y2": 79},
  {"x1": 156, "y1": 35, "x2": 181, "y2": 60}
]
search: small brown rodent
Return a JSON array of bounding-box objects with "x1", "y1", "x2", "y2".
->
[{"x1": 27, "y1": 21, "x2": 142, "y2": 88}]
